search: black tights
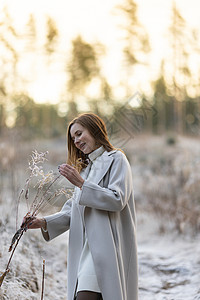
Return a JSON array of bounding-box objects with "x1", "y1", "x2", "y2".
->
[{"x1": 76, "y1": 291, "x2": 102, "y2": 300}]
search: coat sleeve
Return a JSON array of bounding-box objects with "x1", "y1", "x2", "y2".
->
[
  {"x1": 41, "y1": 195, "x2": 73, "y2": 241},
  {"x1": 78, "y1": 152, "x2": 133, "y2": 212}
]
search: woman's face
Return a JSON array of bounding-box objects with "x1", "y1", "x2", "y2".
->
[{"x1": 70, "y1": 123, "x2": 98, "y2": 154}]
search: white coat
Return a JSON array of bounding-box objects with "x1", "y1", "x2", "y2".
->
[{"x1": 42, "y1": 150, "x2": 138, "y2": 300}]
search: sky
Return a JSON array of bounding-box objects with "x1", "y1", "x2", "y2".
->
[{"x1": 1, "y1": 0, "x2": 200, "y2": 104}]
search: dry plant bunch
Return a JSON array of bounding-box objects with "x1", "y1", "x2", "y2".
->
[{"x1": 0, "y1": 150, "x2": 73, "y2": 287}]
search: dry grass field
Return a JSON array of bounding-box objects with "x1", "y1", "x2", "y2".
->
[{"x1": 0, "y1": 134, "x2": 199, "y2": 299}]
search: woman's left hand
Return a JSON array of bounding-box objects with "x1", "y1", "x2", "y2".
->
[{"x1": 58, "y1": 164, "x2": 84, "y2": 188}]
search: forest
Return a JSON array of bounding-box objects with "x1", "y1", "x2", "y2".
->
[{"x1": 0, "y1": 0, "x2": 200, "y2": 140}]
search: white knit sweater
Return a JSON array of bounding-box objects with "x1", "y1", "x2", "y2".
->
[{"x1": 75, "y1": 146, "x2": 105, "y2": 294}]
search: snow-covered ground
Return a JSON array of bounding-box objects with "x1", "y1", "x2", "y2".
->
[{"x1": 0, "y1": 135, "x2": 200, "y2": 299}]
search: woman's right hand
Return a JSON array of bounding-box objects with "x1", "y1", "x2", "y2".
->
[{"x1": 21, "y1": 216, "x2": 46, "y2": 230}]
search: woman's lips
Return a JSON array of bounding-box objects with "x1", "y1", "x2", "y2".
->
[{"x1": 80, "y1": 143, "x2": 86, "y2": 150}]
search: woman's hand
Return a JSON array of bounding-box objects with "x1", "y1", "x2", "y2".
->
[
  {"x1": 21, "y1": 216, "x2": 46, "y2": 230},
  {"x1": 58, "y1": 164, "x2": 84, "y2": 188}
]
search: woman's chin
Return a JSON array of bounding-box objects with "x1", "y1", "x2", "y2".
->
[
  {"x1": 83, "y1": 148, "x2": 92, "y2": 155},
  {"x1": 81, "y1": 146, "x2": 95, "y2": 154},
  {"x1": 81, "y1": 148, "x2": 89, "y2": 154}
]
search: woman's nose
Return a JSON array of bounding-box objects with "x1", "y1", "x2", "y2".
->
[{"x1": 74, "y1": 136, "x2": 80, "y2": 145}]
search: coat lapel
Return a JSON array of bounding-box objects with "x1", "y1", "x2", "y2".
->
[{"x1": 91, "y1": 150, "x2": 116, "y2": 185}]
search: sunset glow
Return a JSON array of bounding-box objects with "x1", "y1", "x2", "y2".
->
[{"x1": 1, "y1": 0, "x2": 200, "y2": 103}]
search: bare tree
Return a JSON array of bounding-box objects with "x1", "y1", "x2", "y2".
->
[
  {"x1": 45, "y1": 17, "x2": 58, "y2": 57},
  {"x1": 25, "y1": 14, "x2": 37, "y2": 52},
  {"x1": 67, "y1": 35, "x2": 100, "y2": 100},
  {"x1": 166, "y1": 1, "x2": 194, "y2": 133},
  {"x1": 0, "y1": 8, "x2": 19, "y2": 93},
  {"x1": 116, "y1": 0, "x2": 150, "y2": 95}
]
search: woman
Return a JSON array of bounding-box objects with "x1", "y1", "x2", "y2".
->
[{"x1": 27, "y1": 113, "x2": 138, "y2": 300}]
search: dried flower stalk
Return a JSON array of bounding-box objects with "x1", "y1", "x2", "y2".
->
[
  {"x1": 41, "y1": 259, "x2": 45, "y2": 300},
  {"x1": 0, "y1": 150, "x2": 73, "y2": 288}
]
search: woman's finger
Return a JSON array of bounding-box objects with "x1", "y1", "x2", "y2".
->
[
  {"x1": 27, "y1": 218, "x2": 44, "y2": 229},
  {"x1": 59, "y1": 164, "x2": 75, "y2": 177},
  {"x1": 58, "y1": 163, "x2": 84, "y2": 187},
  {"x1": 21, "y1": 215, "x2": 35, "y2": 228}
]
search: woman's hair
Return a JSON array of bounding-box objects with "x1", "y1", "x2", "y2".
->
[{"x1": 67, "y1": 113, "x2": 115, "y2": 172}]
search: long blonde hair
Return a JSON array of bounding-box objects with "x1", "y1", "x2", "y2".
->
[{"x1": 67, "y1": 113, "x2": 115, "y2": 172}]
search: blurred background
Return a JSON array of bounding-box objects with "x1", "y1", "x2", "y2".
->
[{"x1": 1, "y1": 0, "x2": 200, "y2": 299}]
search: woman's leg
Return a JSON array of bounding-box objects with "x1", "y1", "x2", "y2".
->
[{"x1": 76, "y1": 290, "x2": 102, "y2": 300}]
